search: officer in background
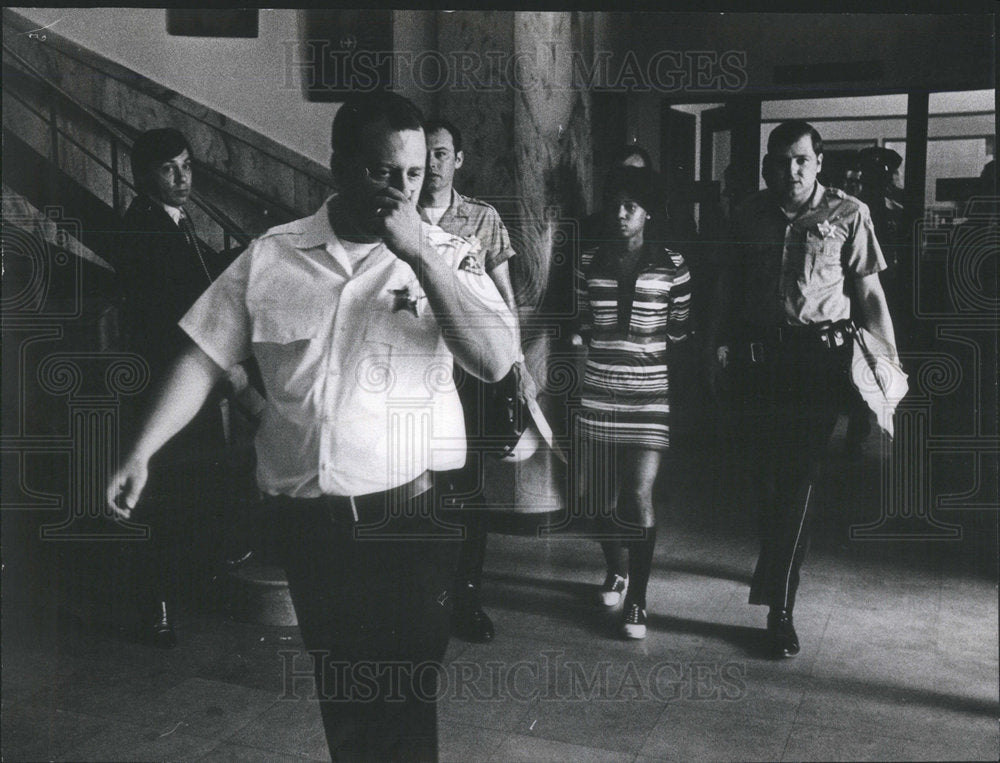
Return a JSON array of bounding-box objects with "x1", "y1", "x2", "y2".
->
[
  {"x1": 418, "y1": 117, "x2": 535, "y2": 644},
  {"x1": 857, "y1": 147, "x2": 908, "y2": 319}
]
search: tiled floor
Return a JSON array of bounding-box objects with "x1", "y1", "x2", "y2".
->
[{"x1": 3, "y1": 427, "x2": 998, "y2": 762}]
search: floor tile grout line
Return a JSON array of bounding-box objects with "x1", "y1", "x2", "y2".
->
[
  {"x1": 779, "y1": 606, "x2": 835, "y2": 762},
  {"x1": 629, "y1": 695, "x2": 677, "y2": 761}
]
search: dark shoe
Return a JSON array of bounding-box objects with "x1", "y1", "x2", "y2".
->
[
  {"x1": 149, "y1": 601, "x2": 177, "y2": 649},
  {"x1": 453, "y1": 603, "x2": 495, "y2": 643},
  {"x1": 621, "y1": 601, "x2": 647, "y2": 639},
  {"x1": 452, "y1": 580, "x2": 494, "y2": 643},
  {"x1": 767, "y1": 607, "x2": 799, "y2": 658},
  {"x1": 598, "y1": 573, "x2": 628, "y2": 607}
]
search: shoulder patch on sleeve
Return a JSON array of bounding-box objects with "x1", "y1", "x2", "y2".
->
[{"x1": 458, "y1": 254, "x2": 484, "y2": 275}]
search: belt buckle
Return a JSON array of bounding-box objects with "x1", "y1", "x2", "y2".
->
[{"x1": 750, "y1": 342, "x2": 764, "y2": 364}]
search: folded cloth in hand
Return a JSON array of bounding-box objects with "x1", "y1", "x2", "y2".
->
[{"x1": 850, "y1": 326, "x2": 908, "y2": 438}]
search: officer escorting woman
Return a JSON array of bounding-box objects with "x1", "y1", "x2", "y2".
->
[{"x1": 707, "y1": 121, "x2": 898, "y2": 658}]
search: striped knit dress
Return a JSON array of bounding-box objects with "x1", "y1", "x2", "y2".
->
[{"x1": 575, "y1": 242, "x2": 691, "y2": 450}]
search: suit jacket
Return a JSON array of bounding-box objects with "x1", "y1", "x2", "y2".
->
[
  {"x1": 116, "y1": 195, "x2": 232, "y2": 377},
  {"x1": 115, "y1": 195, "x2": 234, "y2": 468}
]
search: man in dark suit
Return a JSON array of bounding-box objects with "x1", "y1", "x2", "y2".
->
[
  {"x1": 118, "y1": 129, "x2": 232, "y2": 375},
  {"x1": 114, "y1": 128, "x2": 236, "y2": 647}
]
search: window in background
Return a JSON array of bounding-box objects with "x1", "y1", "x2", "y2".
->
[
  {"x1": 926, "y1": 89, "x2": 995, "y2": 212},
  {"x1": 760, "y1": 94, "x2": 907, "y2": 191}
]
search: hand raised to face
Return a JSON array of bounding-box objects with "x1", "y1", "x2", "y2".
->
[{"x1": 371, "y1": 185, "x2": 424, "y2": 264}]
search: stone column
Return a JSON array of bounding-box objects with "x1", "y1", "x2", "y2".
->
[
  {"x1": 511, "y1": 11, "x2": 592, "y2": 317},
  {"x1": 435, "y1": 11, "x2": 594, "y2": 517},
  {"x1": 509, "y1": 11, "x2": 592, "y2": 463},
  {"x1": 436, "y1": 10, "x2": 517, "y2": 201}
]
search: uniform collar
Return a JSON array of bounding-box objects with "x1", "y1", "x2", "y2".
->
[
  {"x1": 449, "y1": 189, "x2": 472, "y2": 219},
  {"x1": 138, "y1": 194, "x2": 183, "y2": 226},
  {"x1": 806, "y1": 181, "x2": 826, "y2": 209},
  {"x1": 291, "y1": 197, "x2": 340, "y2": 251},
  {"x1": 292, "y1": 195, "x2": 385, "y2": 253},
  {"x1": 768, "y1": 181, "x2": 825, "y2": 218},
  {"x1": 290, "y1": 196, "x2": 392, "y2": 277},
  {"x1": 419, "y1": 188, "x2": 467, "y2": 223}
]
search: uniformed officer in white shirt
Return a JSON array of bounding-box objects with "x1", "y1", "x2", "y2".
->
[{"x1": 107, "y1": 92, "x2": 518, "y2": 762}]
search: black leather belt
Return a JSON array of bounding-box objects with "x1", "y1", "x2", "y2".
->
[
  {"x1": 737, "y1": 320, "x2": 853, "y2": 364},
  {"x1": 263, "y1": 471, "x2": 435, "y2": 525}
]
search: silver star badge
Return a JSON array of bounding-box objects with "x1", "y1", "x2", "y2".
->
[
  {"x1": 390, "y1": 287, "x2": 420, "y2": 316},
  {"x1": 816, "y1": 220, "x2": 837, "y2": 239}
]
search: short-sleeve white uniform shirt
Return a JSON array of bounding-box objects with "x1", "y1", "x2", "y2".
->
[{"x1": 179, "y1": 199, "x2": 516, "y2": 498}]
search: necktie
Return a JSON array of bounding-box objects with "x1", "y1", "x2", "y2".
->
[{"x1": 179, "y1": 209, "x2": 212, "y2": 283}]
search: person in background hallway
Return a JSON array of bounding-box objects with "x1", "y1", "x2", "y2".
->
[
  {"x1": 107, "y1": 93, "x2": 517, "y2": 761},
  {"x1": 573, "y1": 165, "x2": 691, "y2": 639},
  {"x1": 840, "y1": 160, "x2": 863, "y2": 198},
  {"x1": 708, "y1": 121, "x2": 898, "y2": 658},
  {"x1": 857, "y1": 147, "x2": 907, "y2": 307},
  {"x1": 418, "y1": 117, "x2": 536, "y2": 644},
  {"x1": 697, "y1": 164, "x2": 756, "y2": 339},
  {"x1": 114, "y1": 128, "x2": 238, "y2": 648}
]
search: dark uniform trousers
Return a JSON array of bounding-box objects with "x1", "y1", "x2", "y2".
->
[
  {"x1": 448, "y1": 365, "x2": 496, "y2": 582},
  {"x1": 733, "y1": 322, "x2": 853, "y2": 611},
  {"x1": 269, "y1": 479, "x2": 461, "y2": 762}
]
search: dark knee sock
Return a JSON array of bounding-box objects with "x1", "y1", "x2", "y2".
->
[
  {"x1": 601, "y1": 540, "x2": 627, "y2": 579},
  {"x1": 626, "y1": 526, "x2": 657, "y2": 608}
]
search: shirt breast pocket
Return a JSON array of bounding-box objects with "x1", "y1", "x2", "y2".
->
[
  {"x1": 364, "y1": 281, "x2": 442, "y2": 349},
  {"x1": 249, "y1": 306, "x2": 324, "y2": 400},
  {"x1": 364, "y1": 309, "x2": 442, "y2": 356},
  {"x1": 359, "y1": 294, "x2": 447, "y2": 399},
  {"x1": 805, "y1": 232, "x2": 844, "y2": 287}
]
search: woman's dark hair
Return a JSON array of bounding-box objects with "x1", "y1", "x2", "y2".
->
[
  {"x1": 605, "y1": 165, "x2": 662, "y2": 214},
  {"x1": 610, "y1": 143, "x2": 652, "y2": 169}
]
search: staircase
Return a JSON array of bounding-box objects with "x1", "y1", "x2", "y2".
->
[
  {"x1": 3, "y1": 8, "x2": 334, "y2": 251},
  {"x1": 3, "y1": 8, "x2": 319, "y2": 628}
]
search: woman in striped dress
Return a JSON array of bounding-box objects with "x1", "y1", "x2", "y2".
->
[{"x1": 572, "y1": 166, "x2": 691, "y2": 639}]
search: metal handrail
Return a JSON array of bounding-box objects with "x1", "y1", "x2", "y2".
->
[
  {"x1": 3, "y1": 43, "x2": 255, "y2": 249},
  {"x1": 4, "y1": 83, "x2": 140, "y2": 197}
]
